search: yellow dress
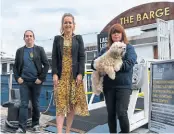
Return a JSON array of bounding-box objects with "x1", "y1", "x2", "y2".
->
[{"x1": 54, "y1": 38, "x2": 89, "y2": 116}]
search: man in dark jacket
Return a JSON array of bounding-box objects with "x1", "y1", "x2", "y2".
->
[{"x1": 13, "y1": 30, "x2": 49, "y2": 133}]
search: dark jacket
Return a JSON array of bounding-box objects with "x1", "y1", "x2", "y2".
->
[
  {"x1": 52, "y1": 34, "x2": 85, "y2": 79},
  {"x1": 13, "y1": 45, "x2": 49, "y2": 82},
  {"x1": 91, "y1": 44, "x2": 137, "y2": 89}
]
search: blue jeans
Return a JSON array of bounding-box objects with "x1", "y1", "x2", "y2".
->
[{"x1": 18, "y1": 81, "x2": 41, "y2": 132}]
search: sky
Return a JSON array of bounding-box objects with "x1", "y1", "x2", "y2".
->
[{"x1": 1, "y1": 0, "x2": 173, "y2": 56}]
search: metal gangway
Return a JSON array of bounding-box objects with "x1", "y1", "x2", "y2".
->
[{"x1": 84, "y1": 60, "x2": 150, "y2": 132}]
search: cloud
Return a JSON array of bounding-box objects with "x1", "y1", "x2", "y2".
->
[
  {"x1": 1, "y1": 0, "x2": 172, "y2": 56},
  {"x1": 33, "y1": 8, "x2": 79, "y2": 16}
]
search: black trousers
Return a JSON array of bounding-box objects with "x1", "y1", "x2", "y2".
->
[{"x1": 103, "y1": 88, "x2": 131, "y2": 133}]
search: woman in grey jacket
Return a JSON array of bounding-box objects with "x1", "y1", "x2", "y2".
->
[{"x1": 91, "y1": 24, "x2": 137, "y2": 133}]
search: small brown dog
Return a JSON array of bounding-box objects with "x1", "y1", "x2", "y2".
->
[{"x1": 92, "y1": 42, "x2": 126, "y2": 95}]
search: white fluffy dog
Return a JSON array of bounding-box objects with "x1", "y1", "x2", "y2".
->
[{"x1": 92, "y1": 42, "x2": 126, "y2": 95}]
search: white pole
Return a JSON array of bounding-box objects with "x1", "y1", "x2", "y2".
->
[{"x1": 8, "y1": 70, "x2": 12, "y2": 101}]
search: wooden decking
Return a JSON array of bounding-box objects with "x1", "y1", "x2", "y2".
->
[{"x1": 0, "y1": 106, "x2": 53, "y2": 133}]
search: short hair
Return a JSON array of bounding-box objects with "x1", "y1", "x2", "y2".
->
[{"x1": 23, "y1": 30, "x2": 35, "y2": 39}]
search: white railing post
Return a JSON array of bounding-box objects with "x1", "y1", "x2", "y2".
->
[
  {"x1": 157, "y1": 18, "x2": 169, "y2": 60},
  {"x1": 8, "y1": 70, "x2": 13, "y2": 101}
]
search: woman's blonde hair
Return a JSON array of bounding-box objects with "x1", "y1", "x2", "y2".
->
[
  {"x1": 60, "y1": 13, "x2": 75, "y2": 34},
  {"x1": 107, "y1": 23, "x2": 129, "y2": 48}
]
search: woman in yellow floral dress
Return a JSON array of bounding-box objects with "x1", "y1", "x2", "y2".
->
[{"x1": 52, "y1": 13, "x2": 89, "y2": 133}]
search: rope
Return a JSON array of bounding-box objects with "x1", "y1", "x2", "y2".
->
[{"x1": 41, "y1": 90, "x2": 54, "y2": 114}]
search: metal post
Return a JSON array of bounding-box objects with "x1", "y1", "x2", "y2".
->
[
  {"x1": 157, "y1": 18, "x2": 169, "y2": 60},
  {"x1": 169, "y1": 20, "x2": 174, "y2": 59},
  {"x1": 8, "y1": 70, "x2": 13, "y2": 101}
]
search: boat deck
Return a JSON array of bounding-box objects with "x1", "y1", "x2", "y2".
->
[{"x1": 0, "y1": 106, "x2": 154, "y2": 133}]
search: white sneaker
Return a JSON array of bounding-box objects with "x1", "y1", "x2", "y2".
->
[
  {"x1": 15, "y1": 128, "x2": 25, "y2": 133},
  {"x1": 32, "y1": 125, "x2": 40, "y2": 133}
]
